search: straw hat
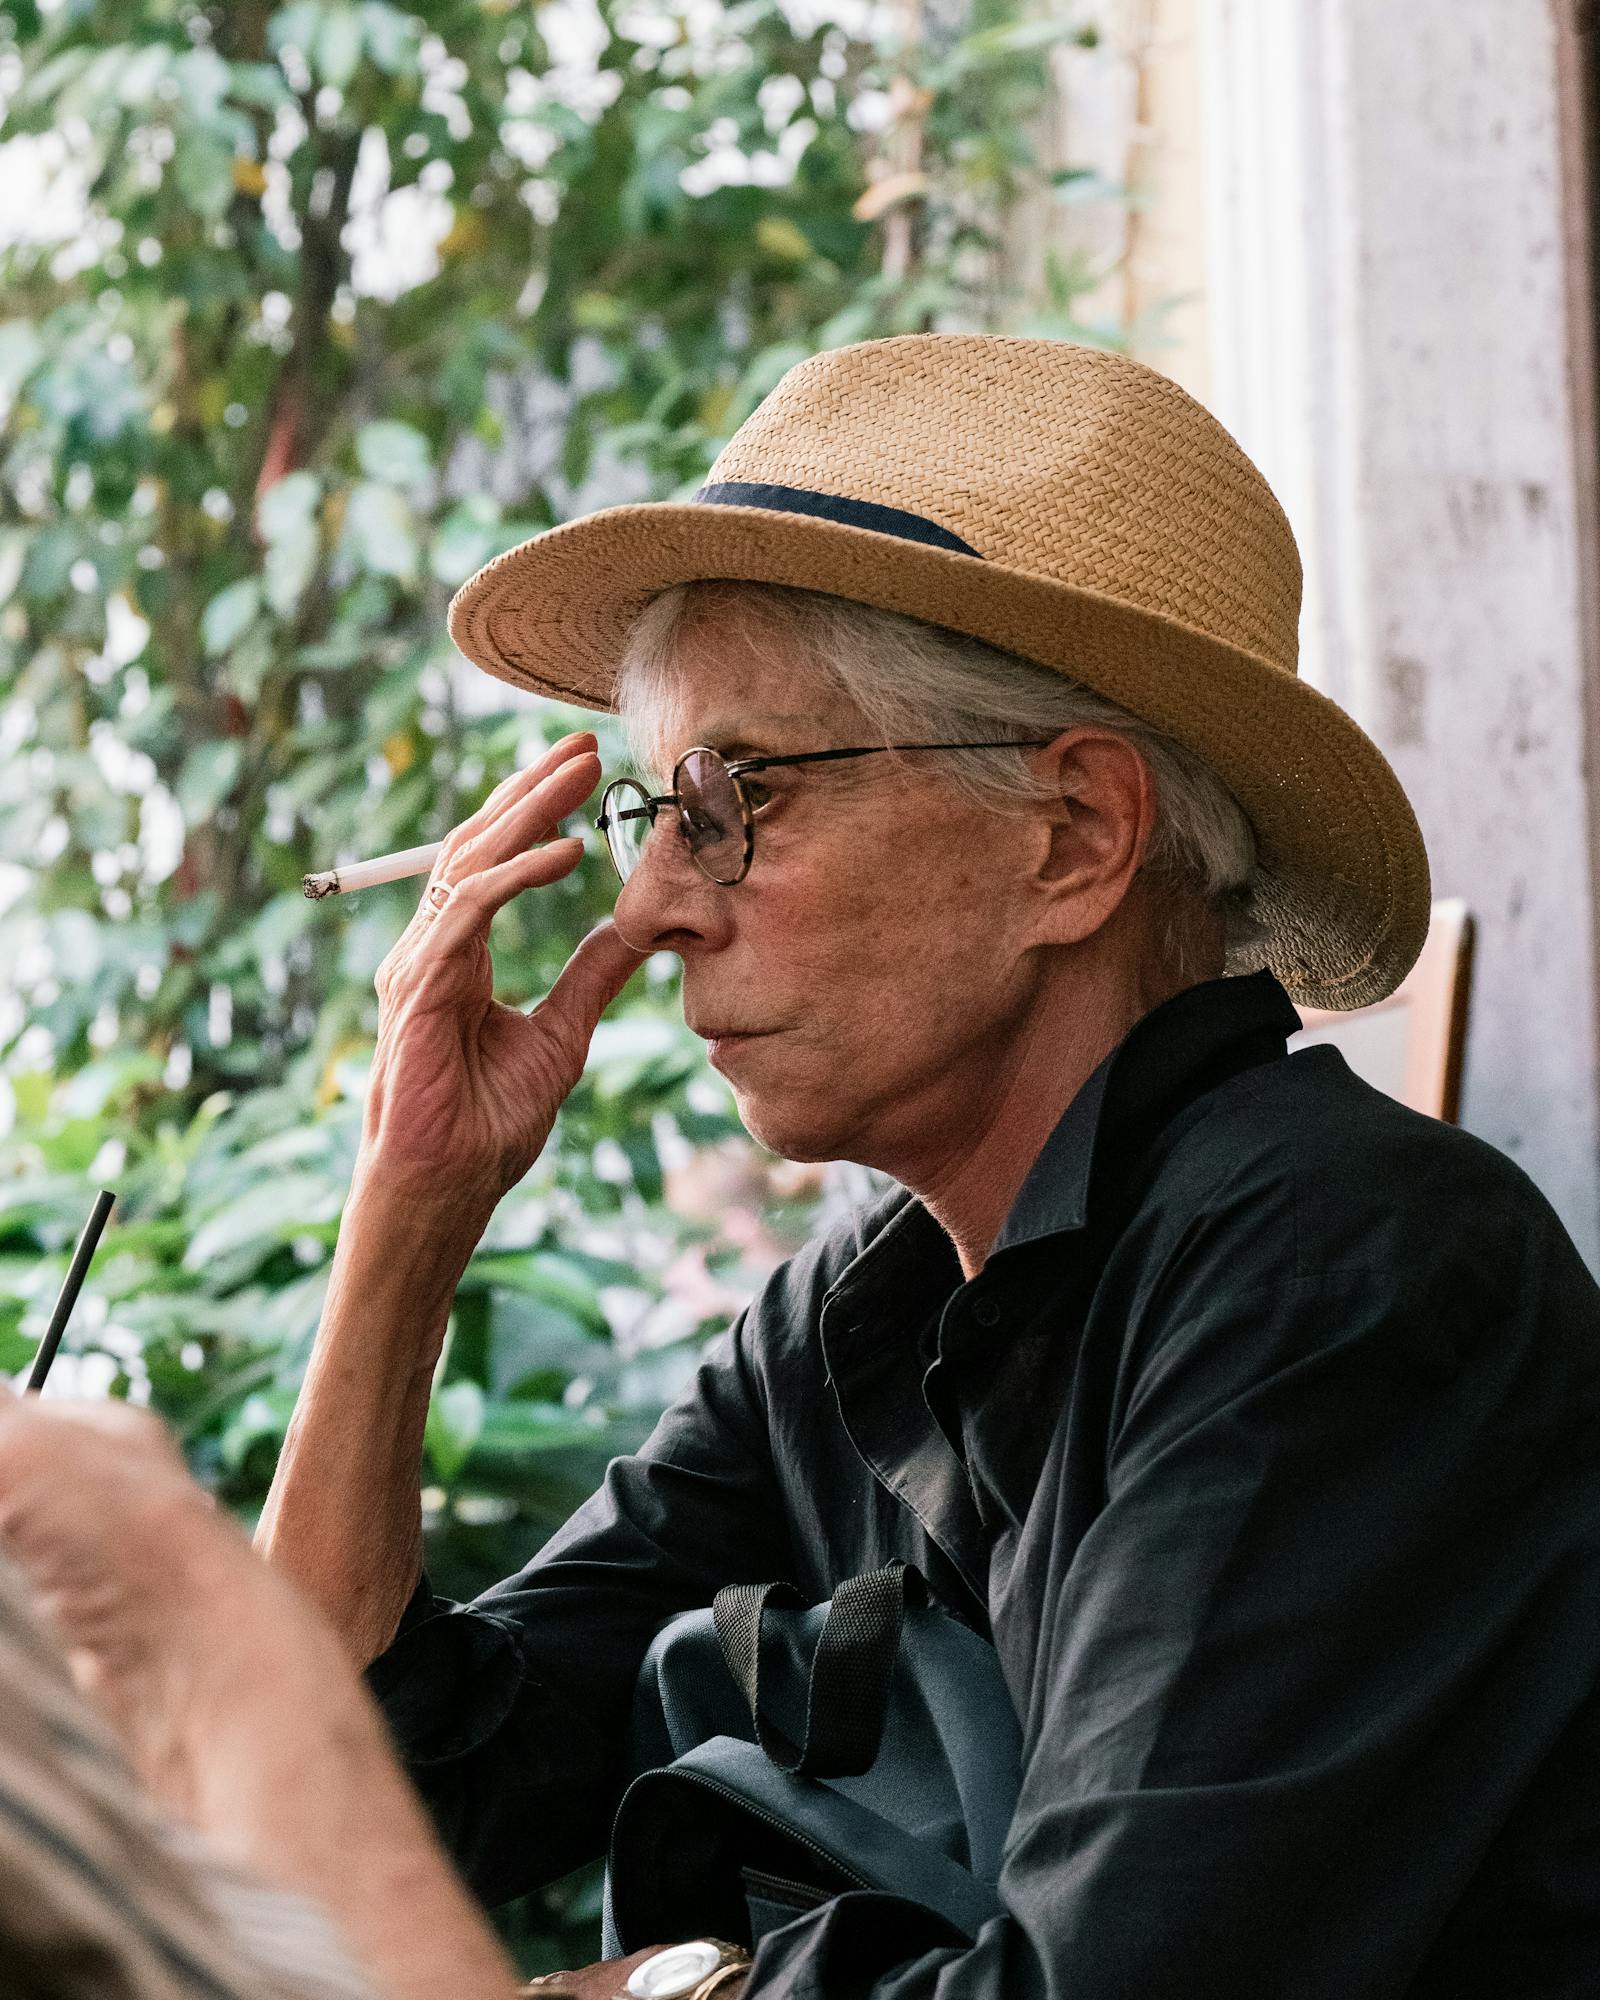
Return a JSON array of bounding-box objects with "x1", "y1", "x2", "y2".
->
[{"x1": 448, "y1": 334, "x2": 1429, "y2": 1009}]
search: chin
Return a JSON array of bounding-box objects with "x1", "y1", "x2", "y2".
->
[{"x1": 732, "y1": 1093, "x2": 854, "y2": 1167}]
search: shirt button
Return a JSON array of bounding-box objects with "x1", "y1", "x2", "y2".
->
[{"x1": 972, "y1": 1296, "x2": 1001, "y2": 1328}]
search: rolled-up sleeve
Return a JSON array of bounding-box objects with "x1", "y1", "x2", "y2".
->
[
  {"x1": 364, "y1": 1310, "x2": 790, "y2": 1908},
  {"x1": 744, "y1": 1224, "x2": 1600, "y2": 1998}
]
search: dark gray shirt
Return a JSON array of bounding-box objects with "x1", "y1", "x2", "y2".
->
[{"x1": 368, "y1": 968, "x2": 1600, "y2": 1996}]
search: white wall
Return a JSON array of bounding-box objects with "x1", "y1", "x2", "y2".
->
[{"x1": 1197, "y1": 0, "x2": 1600, "y2": 1268}]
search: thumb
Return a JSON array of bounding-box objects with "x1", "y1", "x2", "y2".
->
[{"x1": 536, "y1": 919, "x2": 652, "y2": 1043}]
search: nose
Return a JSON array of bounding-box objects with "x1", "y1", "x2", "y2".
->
[{"x1": 612, "y1": 810, "x2": 727, "y2": 956}]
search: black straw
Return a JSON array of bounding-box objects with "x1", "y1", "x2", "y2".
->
[{"x1": 27, "y1": 1188, "x2": 117, "y2": 1394}]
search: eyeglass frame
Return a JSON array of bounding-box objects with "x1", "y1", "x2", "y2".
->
[{"x1": 595, "y1": 738, "x2": 1059, "y2": 887}]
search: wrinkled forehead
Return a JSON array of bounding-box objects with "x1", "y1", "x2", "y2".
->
[
  {"x1": 616, "y1": 584, "x2": 858, "y2": 774},
  {"x1": 622, "y1": 689, "x2": 832, "y2": 780}
]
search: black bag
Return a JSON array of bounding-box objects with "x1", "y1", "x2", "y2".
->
[{"x1": 602, "y1": 1564, "x2": 1023, "y2": 1955}]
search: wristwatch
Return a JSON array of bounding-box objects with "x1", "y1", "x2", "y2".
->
[{"x1": 621, "y1": 1939, "x2": 751, "y2": 1999}]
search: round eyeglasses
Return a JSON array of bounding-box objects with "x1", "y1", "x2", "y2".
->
[{"x1": 595, "y1": 738, "x2": 1057, "y2": 888}]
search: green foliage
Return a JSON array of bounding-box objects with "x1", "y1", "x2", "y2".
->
[{"x1": 0, "y1": 0, "x2": 1119, "y2": 1961}]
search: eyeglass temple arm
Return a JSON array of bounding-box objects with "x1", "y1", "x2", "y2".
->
[
  {"x1": 726, "y1": 739, "x2": 1057, "y2": 776},
  {"x1": 597, "y1": 743, "x2": 1062, "y2": 823}
]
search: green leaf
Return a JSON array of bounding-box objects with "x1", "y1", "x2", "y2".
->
[
  {"x1": 201, "y1": 578, "x2": 263, "y2": 656},
  {"x1": 341, "y1": 482, "x2": 419, "y2": 581},
  {"x1": 359, "y1": 2, "x2": 418, "y2": 75},
  {"x1": 228, "y1": 62, "x2": 295, "y2": 111},
  {"x1": 45, "y1": 909, "x2": 103, "y2": 983},
  {"x1": 220, "y1": 1389, "x2": 296, "y2": 1474},
  {"x1": 571, "y1": 291, "x2": 629, "y2": 333},
  {"x1": 173, "y1": 135, "x2": 238, "y2": 222},
  {"x1": 0, "y1": 1319, "x2": 36, "y2": 1375},
  {"x1": 58, "y1": 1051, "x2": 164, "y2": 1119},
  {"x1": 264, "y1": 525, "x2": 319, "y2": 619},
  {"x1": 0, "y1": 534, "x2": 24, "y2": 608},
  {"x1": 466, "y1": 1249, "x2": 611, "y2": 1335},
  {"x1": 172, "y1": 46, "x2": 231, "y2": 118},
  {"x1": 355, "y1": 419, "x2": 432, "y2": 490},
  {"x1": 174, "y1": 738, "x2": 243, "y2": 825},
  {"x1": 20, "y1": 524, "x2": 81, "y2": 599},
  {"x1": 0, "y1": 0, "x2": 43, "y2": 38},
  {"x1": 425, "y1": 1378, "x2": 485, "y2": 1484},
  {"x1": 259, "y1": 471, "x2": 322, "y2": 619},
  {"x1": 114, "y1": 42, "x2": 172, "y2": 106},
  {"x1": 429, "y1": 495, "x2": 502, "y2": 585},
  {"x1": 0, "y1": 322, "x2": 45, "y2": 397},
  {"x1": 315, "y1": 7, "x2": 364, "y2": 89},
  {"x1": 475, "y1": 1397, "x2": 604, "y2": 1460},
  {"x1": 182, "y1": 1170, "x2": 342, "y2": 1272},
  {"x1": 257, "y1": 469, "x2": 320, "y2": 542},
  {"x1": 268, "y1": 2, "x2": 321, "y2": 60},
  {"x1": 963, "y1": 15, "x2": 1094, "y2": 57}
]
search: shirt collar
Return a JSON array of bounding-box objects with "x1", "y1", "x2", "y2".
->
[
  {"x1": 991, "y1": 966, "x2": 1303, "y2": 1254},
  {"x1": 831, "y1": 967, "x2": 1304, "y2": 1305}
]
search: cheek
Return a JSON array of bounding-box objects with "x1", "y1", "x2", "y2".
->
[
  {"x1": 756, "y1": 827, "x2": 1014, "y2": 1044},
  {"x1": 722, "y1": 850, "x2": 1024, "y2": 1156}
]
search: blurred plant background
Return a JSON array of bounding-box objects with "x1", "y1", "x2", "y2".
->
[{"x1": 0, "y1": 0, "x2": 1134, "y2": 1966}]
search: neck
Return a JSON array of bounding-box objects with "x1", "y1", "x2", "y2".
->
[{"x1": 888, "y1": 939, "x2": 1218, "y2": 1281}]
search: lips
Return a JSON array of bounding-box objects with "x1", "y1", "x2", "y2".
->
[{"x1": 706, "y1": 1033, "x2": 766, "y2": 1069}]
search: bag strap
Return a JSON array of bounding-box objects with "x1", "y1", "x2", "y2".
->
[{"x1": 712, "y1": 1562, "x2": 925, "y2": 1779}]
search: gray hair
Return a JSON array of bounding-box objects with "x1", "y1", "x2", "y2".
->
[{"x1": 616, "y1": 581, "x2": 1266, "y2": 968}]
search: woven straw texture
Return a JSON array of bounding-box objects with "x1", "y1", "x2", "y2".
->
[{"x1": 448, "y1": 334, "x2": 1430, "y2": 1009}]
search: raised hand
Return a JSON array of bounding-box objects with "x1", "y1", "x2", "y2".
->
[{"x1": 362, "y1": 729, "x2": 650, "y2": 1203}]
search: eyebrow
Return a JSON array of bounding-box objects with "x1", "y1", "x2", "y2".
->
[
  {"x1": 694, "y1": 716, "x2": 816, "y2": 760},
  {"x1": 635, "y1": 715, "x2": 817, "y2": 780}
]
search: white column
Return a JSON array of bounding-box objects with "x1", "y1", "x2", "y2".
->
[
  {"x1": 1196, "y1": 0, "x2": 1366, "y2": 705},
  {"x1": 1197, "y1": 0, "x2": 1600, "y2": 1268}
]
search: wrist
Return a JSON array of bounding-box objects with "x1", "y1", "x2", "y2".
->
[
  {"x1": 349, "y1": 1148, "x2": 500, "y2": 1236},
  {"x1": 697, "y1": 1969, "x2": 750, "y2": 2000},
  {"x1": 616, "y1": 1941, "x2": 751, "y2": 2000},
  {"x1": 336, "y1": 1161, "x2": 496, "y2": 1318}
]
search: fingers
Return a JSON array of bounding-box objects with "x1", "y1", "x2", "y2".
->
[
  {"x1": 418, "y1": 750, "x2": 599, "y2": 937},
  {"x1": 443, "y1": 730, "x2": 599, "y2": 863},
  {"x1": 454, "y1": 749, "x2": 601, "y2": 877},
  {"x1": 532, "y1": 919, "x2": 651, "y2": 1043},
  {"x1": 419, "y1": 836, "x2": 589, "y2": 958},
  {"x1": 381, "y1": 744, "x2": 600, "y2": 984},
  {"x1": 468, "y1": 729, "x2": 594, "y2": 827}
]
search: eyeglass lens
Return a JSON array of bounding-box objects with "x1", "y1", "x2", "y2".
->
[{"x1": 604, "y1": 749, "x2": 747, "y2": 886}]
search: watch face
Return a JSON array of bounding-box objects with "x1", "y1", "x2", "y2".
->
[{"x1": 626, "y1": 1941, "x2": 725, "y2": 1999}]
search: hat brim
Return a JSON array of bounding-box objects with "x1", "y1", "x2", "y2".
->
[{"x1": 448, "y1": 501, "x2": 1430, "y2": 1010}]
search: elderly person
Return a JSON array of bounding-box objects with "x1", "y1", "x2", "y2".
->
[{"x1": 256, "y1": 337, "x2": 1600, "y2": 1998}]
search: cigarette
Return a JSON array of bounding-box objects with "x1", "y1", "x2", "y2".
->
[{"x1": 303, "y1": 840, "x2": 443, "y2": 899}]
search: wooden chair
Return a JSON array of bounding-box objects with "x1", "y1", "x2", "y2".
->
[{"x1": 1290, "y1": 899, "x2": 1475, "y2": 1123}]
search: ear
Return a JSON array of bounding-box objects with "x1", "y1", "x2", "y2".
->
[{"x1": 1019, "y1": 727, "x2": 1158, "y2": 947}]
